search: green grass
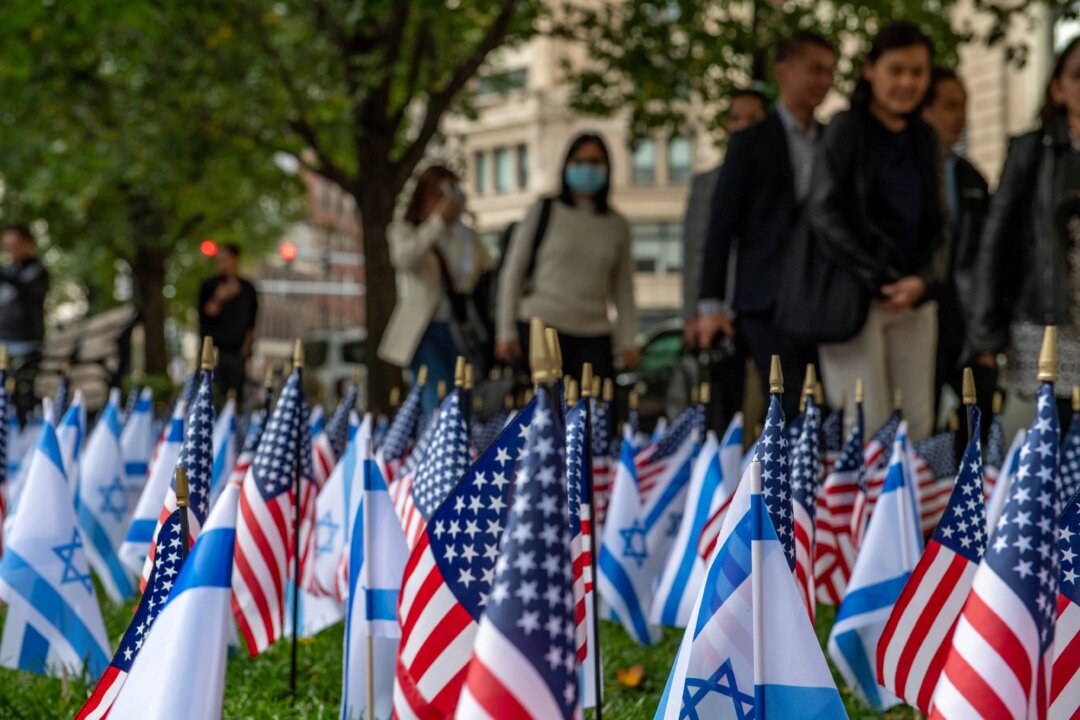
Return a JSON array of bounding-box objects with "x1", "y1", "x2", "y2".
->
[{"x1": 0, "y1": 598, "x2": 919, "y2": 718}]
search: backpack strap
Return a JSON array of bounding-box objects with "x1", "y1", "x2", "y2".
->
[{"x1": 522, "y1": 197, "x2": 554, "y2": 294}]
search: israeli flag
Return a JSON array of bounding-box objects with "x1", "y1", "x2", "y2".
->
[
  {"x1": 209, "y1": 396, "x2": 238, "y2": 507},
  {"x1": 313, "y1": 412, "x2": 360, "y2": 602},
  {"x1": 341, "y1": 414, "x2": 408, "y2": 720},
  {"x1": 598, "y1": 425, "x2": 662, "y2": 645},
  {"x1": 119, "y1": 400, "x2": 186, "y2": 574},
  {"x1": 119, "y1": 388, "x2": 154, "y2": 513},
  {"x1": 651, "y1": 414, "x2": 744, "y2": 627},
  {"x1": 76, "y1": 389, "x2": 136, "y2": 603},
  {"x1": 655, "y1": 462, "x2": 845, "y2": 719},
  {"x1": 57, "y1": 389, "x2": 87, "y2": 496},
  {"x1": 0, "y1": 418, "x2": 110, "y2": 678},
  {"x1": 108, "y1": 478, "x2": 240, "y2": 719},
  {"x1": 828, "y1": 421, "x2": 923, "y2": 711}
]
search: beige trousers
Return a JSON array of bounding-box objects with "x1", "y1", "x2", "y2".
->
[{"x1": 818, "y1": 301, "x2": 938, "y2": 441}]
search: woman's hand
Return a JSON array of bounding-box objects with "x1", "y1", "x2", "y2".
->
[
  {"x1": 880, "y1": 276, "x2": 926, "y2": 311},
  {"x1": 495, "y1": 339, "x2": 522, "y2": 362},
  {"x1": 438, "y1": 195, "x2": 464, "y2": 224},
  {"x1": 620, "y1": 347, "x2": 641, "y2": 370}
]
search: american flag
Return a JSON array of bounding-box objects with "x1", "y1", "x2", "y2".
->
[
  {"x1": 457, "y1": 386, "x2": 579, "y2": 719},
  {"x1": 395, "y1": 391, "x2": 472, "y2": 551},
  {"x1": 565, "y1": 401, "x2": 590, "y2": 671},
  {"x1": 1050, "y1": 492, "x2": 1080, "y2": 716},
  {"x1": 474, "y1": 408, "x2": 511, "y2": 457},
  {"x1": 590, "y1": 398, "x2": 613, "y2": 526},
  {"x1": 231, "y1": 369, "x2": 304, "y2": 656},
  {"x1": 758, "y1": 394, "x2": 793, "y2": 569},
  {"x1": 912, "y1": 430, "x2": 959, "y2": 535},
  {"x1": 1059, "y1": 411, "x2": 1080, "y2": 508},
  {"x1": 984, "y1": 407, "x2": 1006, "y2": 497},
  {"x1": 76, "y1": 511, "x2": 186, "y2": 719},
  {"x1": 852, "y1": 410, "x2": 901, "y2": 548},
  {"x1": 140, "y1": 370, "x2": 214, "y2": 590},
  {"x1": 634, "y1": 405, "x2": 703, "y2": 503},
  {"x1": 821, "y1": 407, "x2": 845, "y2": 476},
  {"x1": 792, "y1": 395, "x2": 822, "y2": 622},
  {"x1": 325, "y1": 384, "x2": 357, "y2": 459},
  {"x1": 228, "y1": 408, "x2": 265, "y2": 487},
  {"x1": 877, "y1": 408, "x2": 987, "y2": 713},
  {"x1": 378, "y1": 384, "x2": 423, "y2": 492},
  {"x1": 930, "y1": 382, "x2": 1061, "y2": 719},
  {"x1": 393, "y1": 397, "x2": 536, "y2": 718},
  {"x1": 814, "y1": 403, "x2": 863, "y2": 606},
  {"x1": 296, "y1": 393, "x2": 321, "y2": 594}
]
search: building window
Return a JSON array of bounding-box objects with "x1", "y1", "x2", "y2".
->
[
  {"x1": 632, "y1": 139, "x2": 657, "y2": 185},
  {"x1": 476, "y1": 68, "x2": 529, "y2": 96},
  {"x1": 517, "y1": 144, "x2": 529, "y2": 190},
  {"x1": 495, "y1": 147, "x2": 513, "y2": 194},
  {"x1": 474, "y1": 151, "x2": 487, "y2": 195},
  {"x1": 668, "y1": 137, "x2": 692, "y2": 184},
  {"x1": 631, "y1": 221, "x2": 683, "y2": 275}
]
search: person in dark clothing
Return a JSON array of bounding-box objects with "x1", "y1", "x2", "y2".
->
[
  {"x1": 0, "y1": 225, "x2": 49, "y2": 423},
  {"x1": 969, "y1": 36, "x2": 1080, "y2": 414},
  {"x1": 695, "y1": 31, "x2": 836, "y2": 421},
  {"x1": 199, "y1": 243, "x2": 257, "y2": 402},
  {"x1": 920, "y1": 66, "x2": 995, "y2": 433},
  {"x1": 809, "y1": 22, "x2": 946, "y2": 440}
]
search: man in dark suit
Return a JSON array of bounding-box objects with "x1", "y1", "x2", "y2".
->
[
  {"x1": 921, "y1": 66, "x2": 994, "y2": 432},
  {"x1": 695, "y1": 32, "x2": 836, "y2": 418}
]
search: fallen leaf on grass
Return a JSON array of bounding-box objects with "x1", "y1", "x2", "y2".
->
[{"x1": 616, "y1": 664, "x2": 645, "y2": 688}]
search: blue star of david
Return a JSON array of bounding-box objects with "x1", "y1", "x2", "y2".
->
[
  {"x1": 316, "y1": 512, "x2": 340, "y2": 555},
  {"x1": 97, "y1": 475, "x2": 129, "y2": 522},
  {"x1": 681, "y1": 659, "x2": 755, "y2": 720},
  {"x1": 53, "y1": 530, "x2": 94, "y2": 594},
  {"x1": 667, "y1": 512, "x2": 683, "y2": 538},
  {"x1": 620, "y1": 519, "x2": 648, "y2": 568}
]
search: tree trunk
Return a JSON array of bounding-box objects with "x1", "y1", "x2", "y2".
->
[
  {"x1": 357, "y1": 189, "x2": 402, "y2": 413},
  {"x1": 132, "y1": 244, "x2": 169, "y2": 376}
]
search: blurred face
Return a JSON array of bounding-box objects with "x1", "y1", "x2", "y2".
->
[
  {"x1": 1051, "y1": 47, "x2": 1080, "y2": 121},
  {"x1": 922, "y1": 77, "x2": 967, "y2": 150},
  {"x1": 2, "y1": 232, "x2": 33, "y2": 263},
  {"x1": 216, "y1": 249, "x2": 239, "y2": 276},
  {"x1": 775, "y1": 44, "x2": 836, "y2": 115},
  {"x1": 568, "y1": 140, "x2": 607, "y2": 170},
  {"x1": 725, "y1": 95, "x2": 768, "y2": 134},
  {"x1": 864, "y1": 44, "x2": 932, "y2": 119}
]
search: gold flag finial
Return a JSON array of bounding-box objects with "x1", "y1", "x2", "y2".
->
[
  {"x1": 226, "y1": 388, "x2": 236, "y2": 403},
  {"x1": 453, "y1": 357, "x2": 466, "y2": 388},
  {"x1": 629, "y1": 389, "x2": 639, "y2": 410},
  {"x1": 700, "y1": 381, "x2": 711, "y2": 405},
  {"x1": 1073, "y1": 386, "x2": 1080, "y2": 413},
  {"x1": 962, "y1": 367, "x2": 977, "y2": 406},
  {"x1": 602, "y1": 378, "x2": 614, "y2": 402},
  {"x1": 522, "y1": 387, "x2": 534, "y2": 406},
  {"x1": 1037, "y1": 325, "x2": 1059, "y2": 382},
  {"x1": 800, "y1": 394, "x2": 807, "y2": 414},
  {"x1": 690, "y1": 385, "x2": 699, "y2": 406},
  {"x1": 581, "y1": 363, "x2": 594, "y2": 399},
  {"x1": 993, "y1": 390, "x2": 1004, "y2": 415},
  {"x1": 529, "y1": 318, "x2": 556, "y2": 385},
  {"x1": 292, "y1": 339, "x2": 305, "y2": 370},
  {"x1": 769, "y1": 355, "x2": 783, "y2": 394},
  {"x1": 0, "y1": 345, "x2": 8, "y2": 373},
  {"x1": 472, "y1": 394, "x2": 483, "y2": 413},
  {"x1": 814, "y1": 381, "x2": 824, "y2": 406},
  {"x1": 948, "y1": 412, "x2": 961, "y2": 432},
  {"x1": 802, "y1": 364, "x2": 817, "y2": 399},
  {"x1": 263, "y1": 363, "x2": 275, "y2": 387},
  {"x1": 566, "y1": 377, "x2": 580, "y2": 406},
  {"x1": 855, "y1": 378, "x2": 864, "y2": 404},
  {"x1": 437, "y1": 380, "x2": 448, "y2": 401},
  {"x1": 200, "y1": 337, "x2": 215, "y2": 371},
  {"x1": 417, "y1": 364, "x2": 429, "y2": 388},
  {"x1": 894, "y1": 387, "x2": 903, "y2": 410},
  {"x1": 592, "y1": 376, "x2": 602, "y2": 400},
  {"x1": 504, "y1": 393, "x2": 515, "y2": 410},
  {"x1": 544, "y1": 328, "x2": 563, "y2": 380},
  {"x1": 175, "y1": 466, "x2": 190, "y2": 509},
  {"x1": 463, "y1": 363, "x2": 474, "y2": 391},
  {"x1": 389, "y1": 386, "x2": 401, "y2": 408},
  {"x1": 352, "y1": 367, "x2": 362, "y2": 384},
  {"x1": 4, "y1": 377, "x2": 13, "y2": 395},
  {"x1": 133, "y1": 368, "x2": 144, "y2": 385}
]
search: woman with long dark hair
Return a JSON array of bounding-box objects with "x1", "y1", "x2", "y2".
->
[
  {"x1": 495, "y1": 132, "x2": 639, "y2": 379},
  {"x1": 808, "y1": 21, "x2": 945, "y2": 439},
  {"x1": 969, "y1": 36, "x2": 1080, "y2": 409},
  {"x1": 378, "y1": 164, "x2": 493, "y2": 412}
]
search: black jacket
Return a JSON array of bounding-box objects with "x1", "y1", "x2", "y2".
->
[
  {"x1": 968, "y1": 120, "x2": 1078, "y2": 354},
  {"x1": 806, "y1": 108, "x2": 947, "y2": 300},
  {"x1": 0, "y1": 257, "x2": 48, "y2": 344},
  {"x1": 699, "y1": 111, "x2": 820, "y2": 315},
  {"x1": 939, "y1": 155, "x2": 991, "y2": 361}
]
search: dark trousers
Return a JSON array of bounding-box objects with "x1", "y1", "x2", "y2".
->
[
  {"x1": 735, "y1": 313, "x2": 817, "y2": 422},
  {"x1": 216, "y1": 349, "x2": 248, "y2": 406},
  {"x1": 937, "y1": 338, "x2": 997, "y2": 455},
  {"x1": 518, "y1": 323, "x2": 615, "y2": 384},
  {"x1": 707, "y1": 339, "x2": 747, "y2": 434}
]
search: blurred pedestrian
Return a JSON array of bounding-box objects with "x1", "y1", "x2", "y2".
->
[
  {"x1": 0, "y1": 224, "x2": 49, "y2": 423},
  {"x1": 809, "y1": 22, "x2": 945, "y2": 440},
  {"x1": 682, "y1": 87, "x2": 768, "y2": 428},
  {"x1": 920, "y1": 66, "x2": 994, "y2": 429},
  {"x1": 495, "y1": 133, "x2": 639, "y2": 381},
  {"x1": 696, "y1": 31, "x2": 836, "y2": 420},
  {"x1": 199, "y1": 243, "x2": 257, "y2": 403},
  {"x1": 378, "y1": 165, "x2": 493, "y2": 413},
  {"x1": 970, "y1": 36, "x2": 1080, "y2": 412}
]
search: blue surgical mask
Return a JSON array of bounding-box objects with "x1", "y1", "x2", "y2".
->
[{"x1": 565, "y1": 163, "x2": 608, "y2": 194}]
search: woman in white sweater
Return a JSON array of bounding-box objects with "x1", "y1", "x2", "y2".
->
[
  {"x1": 378, "y1": 165, "x2": 493, "y2": 412},
  {"x1": 495, "y1": 133, "x2": 639, "y2": 380}
]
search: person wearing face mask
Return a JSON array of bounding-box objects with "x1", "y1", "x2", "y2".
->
[
  {"x1": 970, "y1": 36, "x2": 1080, "y2": 413},
  {"x1": 495, "y1": 133, "x2": 638, "y2": 380},
  {"x1": 378, "y1": 165, "x2": 493, "y2": 413},
  {"x1": 807, "y1": 22, "x2": 945, "y2": 440}
]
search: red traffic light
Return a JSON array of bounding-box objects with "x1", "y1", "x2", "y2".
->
[
  {"x1": 200, "y1": 240, "x2": 219, "y2": 257},
  {"x1": 279, "y1": 242, "x2": 298, "y2": 262}
]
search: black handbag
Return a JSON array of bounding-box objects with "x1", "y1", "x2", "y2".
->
[
  {"x1": 774, "y1": 225, "x2": 869, "y2": 344},
  {"x1": 432, "y1": 248, "x2": 494, "y2": 377}
]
